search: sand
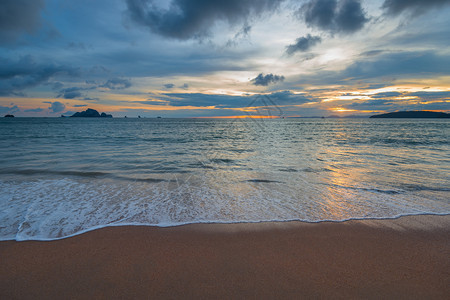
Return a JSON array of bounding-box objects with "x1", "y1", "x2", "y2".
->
[{"x1": 1, "y1": 214, "x2": 449, "y2": 299}]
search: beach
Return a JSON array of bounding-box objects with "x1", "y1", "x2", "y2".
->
[{"x1": 1, "y1": 214, "x2": 449, "y2": 299}]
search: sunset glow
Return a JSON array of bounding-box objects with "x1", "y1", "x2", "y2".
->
[{"x1": 1, "y1": 0, "x2": 449, "y2": 117}]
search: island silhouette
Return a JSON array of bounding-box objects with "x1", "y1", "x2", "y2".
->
[
  {"x1": 370, "y1": 111, "x2": 449, "y2": 118},
  {"x1": 69, "y1": 108, "x2": 112, "y2": 118}
]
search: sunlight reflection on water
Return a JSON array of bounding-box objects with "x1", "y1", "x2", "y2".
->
[{"x1": 0, "y1": 117, "x2": 449, "y2": 239}]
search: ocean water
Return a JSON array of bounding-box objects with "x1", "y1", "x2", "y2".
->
[{"x1": 0, "y1": 117, "x2": 449, "y2": 240}]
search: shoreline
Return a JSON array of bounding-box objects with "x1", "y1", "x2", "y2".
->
[
  {"x1": 6, "y1": 212, "x2": 450, "y2": 242},
  {"x1": 1, "y1": 214, "x2": 449, "y2": 299}
]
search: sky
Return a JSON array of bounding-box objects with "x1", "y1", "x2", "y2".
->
[{"x1": 1, "y1": 0, "x2": 449, "y2": 117}]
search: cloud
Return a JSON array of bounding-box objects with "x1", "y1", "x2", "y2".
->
[
  {"x1": 147, "y1": 93, "x2": 246, "y2": 108},
  {"x1": 286, "y1": 34, "x2": 322, "y2": 55},
  {"x1": 300, "y1": 0, "x2": 368, "y2": 34},
  {"x1": 265, "y1": 90, "x2": 313, "y2": 105},
  {"x1": 51, "y1": 82, "x2": 64, "y2": 91},
  {"x1": 73, "y1": 104, "x2": 88, "y2": 107},
  {"x1": 349, "y1": 99, "x2": 392, "y2": 107},
  {"x1": 62, "y1": 111, "x2": 76, "y2": 116},
  {"x1": 409, "y1": 91, "x2": 450, "y2": 100},
  {"x1": 58, "y1": 87, "x2": 84, "y2": 99},
  {"x1": 164, "y1": 83, "x2": 175, "y2": 89},
  {"x1": 63, "y1": 91, "x2": 83, "y2": 99},
  {"x1": 47, "y1": 101, "x2": 66, "y2": 113},
  {"x1": 343, "y1": 51, "x2": 450, "y2": 79},
  {"x1": 346, "y1": 99, "x2": 395, "y2": 111},
  {"x1": 100, "y1": 78, "x2": 132, "y2": 90},
  {"x1": 370, "y1": 91, "x2": 403, "y2": 98},
  {"x1": 0, "y1": 0, "x2": 45, "y2": 44},
  {"x1": 24, "y1": 107, "x2": 44, "y2": 112},
  {"x1": 251, "y1": 73, "x2": 285, "y2": 86},
  {"x1": 125, "y1": 0, "x2": 284, "y2": 40},
  {"x1": 141, "y1": 90, "x2": 311, "y2": 108},
  {"x1": 0, "y1": 55, "x2": 79, "y2": 96},
  {"x1": 381, "y1": 0, "x2": 450, "y2": 16},
  {"x1": 299, "y1": 51, "x2": 450, "y2": 86},
  {"x1": 226, "y1": 23, "x2": 252, "y2": 47},
  {"x1": 57, "y1": 80, "x2": 123, "y2": 99},
  {"x1": 347, "y1": 98, "x2": 450, "y2": 112},
  {"x1": 360, "y1": 50, "x2": 385, "y2": 57},
  {"x1": 67, "y1": 42, "x2": 88, "y2": 50},
  {"x1": 180, "y1": 83, "x2": 189, "y2": 89},
  {"x1": 0, "y1": 105, "x2": 19, "y2": 115},
  {"x1": 54, "y1": 78, "x2": 132, "y2": 100},
  {"x1": 90, "y1": 45, "x2": 256, "y2": 77}
]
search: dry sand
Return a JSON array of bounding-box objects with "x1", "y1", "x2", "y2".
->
[{"x1": 1, "y1": 214, "x2": 449, "y2": 299}]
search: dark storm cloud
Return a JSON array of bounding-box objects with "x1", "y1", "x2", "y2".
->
[
  {"x1": 0, "y1": 56, "x2": 79, "y2": 96},
  {"x1": 141, "y1": 90, "x2": 311, "y2": 108},
  {"x1": 47, "y1": 101, "x2": 66, "y2": 113},
  {"x1": 164, "y1": 83, "x2": 175, "y2": 89},
  {"x1": 57, "y1": 85, "x2": 100, "y2": 99},
  {"x1": 251, "y1": 73, "x2": 285, "y2": 86},
  {"x1": 286, "y1": 34, "x2": 322, "y2": 55},
  {"x1": 100, "y1": 78, "x2": 132, "y2": 90},
  {"x1": 382, "y1": 0, "x2": 450, "y2": 16},
  {"x1": 125, "y1": 0, "x2": 284, "y2": 40},
  {"x1": 300, "y1": 0, "x2": 368, "y2": 34},
  {"x1": 58, "y1": 87, "x2": 84, "y2": 99},
  {"x1": 92, "y1": 46, "x2": 257, "y2": 78},
  {"x1": 62, "y1": 91, "x2": 82, "y2": 99},
  {"x1": 51, "y1": 82, "x2": 64, "y2": 91},
  {"x1": 0, "y1": 0, "x2": 45, "y2": 44}
]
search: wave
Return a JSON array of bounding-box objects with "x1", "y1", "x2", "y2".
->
[
  {"x1": 0, "y1": 169, "x2": 110, "y2": 178},
  {"x1": 1, "y1": 176, "x2": 449, "y2": 242},
  {"x1": 0, "y1": 169, "x2": 170, "y2": 183},
  {"x1": 244, "y1": 179, "x2": 282, "y2": 183},
  {"x1": 326, "y1": 183, "x2": 450, "y2": 195},
  {"x1": 3, "y1": 212, "x2": 449, "y2": 242}
]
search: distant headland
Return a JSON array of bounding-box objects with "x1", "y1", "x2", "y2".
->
[
  {"x1": 370, "y1": 111, "x2": 449, "y2": 118},
  {"x1": 67, "y1": 108, "x2": 112, "y2": 118},
  {"x1": 4, "y1": 114, "x2": 15, "y2": 118}
]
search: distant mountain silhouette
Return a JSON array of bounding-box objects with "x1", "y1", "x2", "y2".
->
[
  {"x1": 70, "y1": 108, "x2": 112, "y2": 118},
  {"x1": 4, "y1": 114, "x2": 15, "y2": 118},
  {"x1": 370, "y1": 111, "x2": 449, "y2": 118}
]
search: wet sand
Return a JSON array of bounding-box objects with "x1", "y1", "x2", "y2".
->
[{"x1": 1, "y1": 214, "x2": 449, "y2": 299}]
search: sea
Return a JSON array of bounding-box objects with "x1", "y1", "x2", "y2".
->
[{"x1": 0, "y1": 117, "x2": 449, "y2": 240}]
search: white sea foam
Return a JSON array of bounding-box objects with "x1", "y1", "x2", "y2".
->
[
  {"x1": 1, "y1": 118, "x2": 449, "y2": 241},
  {"x1": 1, "y1": 176, "x2": 449, "y2": 241}
]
